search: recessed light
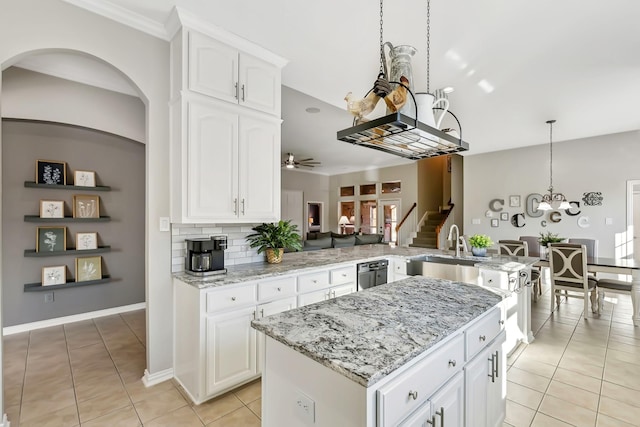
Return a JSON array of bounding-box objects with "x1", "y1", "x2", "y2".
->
[
  {"x1": 305, "y1": 107, "x2": 320, "y2": 114},
  {"x1": 442, "y1": 87, "x2": 454, "y2": 94}
]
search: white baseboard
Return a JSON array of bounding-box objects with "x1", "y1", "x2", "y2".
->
[
  {"x1": 142, "y1": 368, "x2": 174, "y2": 387},
  {"x1": 3, "y1": 302, "x2": 146, "y2": 335}
]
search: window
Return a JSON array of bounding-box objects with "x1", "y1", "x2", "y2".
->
[
  {"x1": 381, "y1": 181, "x2": 401, "y2": 194},
  {"x1": 340, "y1": 186, "x2": 354, "y2": 197},
  {"x1": 360, "y1": 184, "x2": 376, "y2": 196}
]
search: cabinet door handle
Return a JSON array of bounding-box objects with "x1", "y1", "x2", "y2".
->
[
  {"x1": 479, "y1": 335, "x2": 486, "y2": 342},
  {"x1": 426, "y1": 415, "x2": 436, "y2": 425},
  {"x1": 252, "y1": 310, "x2": 256, "y2": 320},
  {"x1": 234, "y1": 82, "x2": 239, "y2": 99},
  {"x1": 448, "y1": 359, "x2": 456, "y2": 367},
  {"x1": 312, "y1": 279, "x2": 317, "y2": 283},
  {"x1": 241, "y1": 199, "x2": 245, "y2": 215},
  {"x1": 408, "y1": 390, "x2": 418, "y2": 400},
  {"x1": 241, "y1": 84, "x2": 245, "y2": 101},
  {"x1": 436, "y1": 407, "x2": 444, "y2": 427},
  {"x1": 488, "y1": 353, "x2": 496, "y2": 382},
  {"x1": 260, "y1": 309, "x2": 264, "y2": 318},
  {"x1": 494, "y1": 350, "x2": 500, "y2": 378},
  {"x1": 233, "y1": 198, "x2": 238, "y2": 215}
]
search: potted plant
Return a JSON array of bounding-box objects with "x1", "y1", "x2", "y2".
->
[
  {"x1": 246, "y1": 220, "x2": 302, "y2": 264},
  {"x1": 468, "y1": 234, "x2": 493, "y2": 257},
  {"x1": 538, "y1": 231, "x2": 565, "y2": 247}
]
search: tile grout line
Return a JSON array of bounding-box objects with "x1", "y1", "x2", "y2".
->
[{"x1": 62, "y1": 323, "x2": 82, "y2": 426}]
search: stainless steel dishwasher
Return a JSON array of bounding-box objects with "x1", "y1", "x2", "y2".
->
[{"x1": 357, "y1": 259, "x2": 388, "y2": 291}]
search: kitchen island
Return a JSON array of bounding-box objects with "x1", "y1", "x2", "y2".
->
[{"x1": 251, "y1": 276, "x2": 506, "y2": 427}]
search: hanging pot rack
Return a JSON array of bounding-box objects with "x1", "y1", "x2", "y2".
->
[{"x1": 336, "y1": 0, "x2": 469, "y2": 160}]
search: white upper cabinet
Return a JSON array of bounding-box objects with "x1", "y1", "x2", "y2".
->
[{"x1": 188, "y1": 31, "x2": 281, "y2": 116}]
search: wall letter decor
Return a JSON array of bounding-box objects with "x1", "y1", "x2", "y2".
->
[
  {"x1": 549, "y1": 211, "x2": 562, "y2": 223},
  {"x1": 564, "y1": 201, "x2": 581, "y2": 216},
  {"x1": 526, "y1": 193, "x2": 543, "y2": 218},
  {"x1": 489, "y1": 199, "x2": 504, "y2": 212},
  {"x1": 510, "y1": 213, "x2": 525, "y2": 228}
]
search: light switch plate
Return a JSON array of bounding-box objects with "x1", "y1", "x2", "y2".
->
[
  {"x1": 295, "y1": 392, "x2": 315, "y2": 423},
  {"x1": 605, "y1": 217, "x2": 613, "y2": 225},
  {"x1": 472, "y1": 218, "x2": 481, "y2": 225},
  {"x1": 159, "y1": 217, "x2": 170, "y2": 232}
]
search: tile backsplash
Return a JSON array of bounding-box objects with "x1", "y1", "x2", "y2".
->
[{"x1": 171, "y1": 223, "x2": 264, "y2": 273}]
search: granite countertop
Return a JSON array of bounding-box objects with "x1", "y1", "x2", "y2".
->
[
  {"x1": 174, "y1": 245, "x2": 539, "y2": 289},
  {"x1": 251, "y1": 276, "x2": 502, "y2": 387}
]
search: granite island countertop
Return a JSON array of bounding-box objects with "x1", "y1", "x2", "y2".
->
[
  {"x1": 174, "y1": 245, "x2": 539, "y2": 289},
  {"x1": 251, "y1": 276, "x2": 503, "y2": 387}
]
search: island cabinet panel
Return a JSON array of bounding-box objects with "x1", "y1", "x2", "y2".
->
[
  {"x1": 297, "y1": 289, "x2": 328, "y2": 306},
  {"x1": 465, "y1": 329, "x2": 507, "y2": 427},
  {"x1": 465, "y1": 306, "x2": 502, "y2": 360},
  {"x1": 377, "y1": 333, "x2": 464, "y2": 427},
  {"x1": 400, "y1": 372, "x2": 464, "y2": 427}
]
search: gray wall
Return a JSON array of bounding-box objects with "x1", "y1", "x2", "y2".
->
[
  {"x1": 463, "y1": 130, "x2": 640, "y2": 258},
  {"x1": 2, "y1": 120, "x2": 145, "y2": 326}
]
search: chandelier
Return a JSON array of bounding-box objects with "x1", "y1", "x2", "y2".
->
[
  {"x1": 537, "y1": 120, "x2": 571, "y2": 211},
  {"x1": 336, "y1": 0, "x2": 468, "y2": 159}
]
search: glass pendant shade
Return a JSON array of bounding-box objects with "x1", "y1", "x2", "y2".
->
[
  {"x1": 537, "y1": 201, "x2": 553, "y2": 211},
  {"x1": 558, "y1": 200, "x2": 572, "y2": 210}
]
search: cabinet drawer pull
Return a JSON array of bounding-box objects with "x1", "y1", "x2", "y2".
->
[
  {"x1": 277, "y1": 287, "x2": 281, "y2": 291},
  {"x1": 341, "y1": 273, "x2": 347, "y2": 277},
  {"x1": 231, "y1": 296, "x2": 236, "y2": 301},
  {"x1": 408, "y1": 390, "x2": 418, "y2": 400},
  {"x1": 448, "y1": 359, "x2": 456, "y2": 367},
  {"x1": 479, "y1": 335, "x2": 486, "y2": 342},
  {"x1": 312, "y1": 279, "x2": 317, "y2": 283},
  {"x1": 499, "y1": 319, "x2": 505, "y2": 325}
]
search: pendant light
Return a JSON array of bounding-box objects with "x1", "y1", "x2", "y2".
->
[
  {"x1": 336, "y1": 0, "x2": 469, "y2": 160},
  {"x1": 538, "y1": 120, "x2": 571, "y2": 211}
]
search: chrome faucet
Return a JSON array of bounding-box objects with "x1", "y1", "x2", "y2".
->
[{"x1": 447, "y1": 224, "x2": 463, "y2": 257}]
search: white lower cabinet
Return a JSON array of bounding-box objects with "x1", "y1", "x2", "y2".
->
[
  {"x1": 400, "y1": 372, "x2": 464, "y2": 427},
  {"x1": 465, "y1": 329, "x2": 507, "y2": 427},
  {"x1": 206, "y1": 307, "x2": 257, "y2": 396}
]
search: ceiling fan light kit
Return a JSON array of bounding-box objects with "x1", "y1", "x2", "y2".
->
[
  {"x1": 282, "y1": 153, "x2": 320, "y2": 169},
  {"x1": 337, "y1": 0, "x2": 469, "y2": 160}
]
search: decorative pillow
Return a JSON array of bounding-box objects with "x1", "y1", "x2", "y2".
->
[
  {"x1": 332, "y1": 235, "x2": 356, "y2": 248},
  {"x1": 303, "y1": 236, "x2": 332, "y2": 250},
  {"x1": 355, "y1": 234, "x2": 384, "y2": 245},
  {"x1": 307, "y1": 231, "x2": 331, "y2": 240}
]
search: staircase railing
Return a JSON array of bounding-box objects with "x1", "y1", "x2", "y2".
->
[
  {"x1": 395, "y1": 202, "x2": 417, "y2": 246},
  {"x1": 436, "y1": 203, "x2": 455, "y2": 249}
]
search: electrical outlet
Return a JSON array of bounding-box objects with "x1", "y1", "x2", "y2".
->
[
  {"x1": 295, "y1": 392, "x2": 315, "y2": 423},
  {"x1": 44, "y1": 292, "x2": 54, "y2": 303}
]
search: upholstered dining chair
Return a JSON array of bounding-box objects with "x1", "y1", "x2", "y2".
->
[
  {"x1": 498, "y1": 240, "x2": 541, "y2": 301},
  {"x1": 548, "y1": 243, "x2": 598, "y2": 316},
  {"x1": 518, "y1": 236, "x2": 544, "y2": 299},
  {"x1": 595, "y1": 277, "x2": 632, "y2": 313},
  {"x1": 567, "y1": 238, "x2": 598, "y2": 258}
]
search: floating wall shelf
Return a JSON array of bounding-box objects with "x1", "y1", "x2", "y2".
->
[
  {"x1": 24, "y1": 276, "x2": 112, "y2": 292},
  {"x1": 24, "y1": 181, "x2": 111, "y2": 191},
  {"x1": 24, "y1": 215, "x2": 111, "y2": 223},
  {"x1": 24, "y1": 246, "x2": 112, "y2": 257}
]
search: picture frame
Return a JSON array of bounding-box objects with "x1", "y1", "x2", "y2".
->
[
  {"x1": 39, "y1": 200, "x2": 65, "y2": 218},
  {"x1": 75, "y1": 256, "x2": 102, "y2": 282},
  {"x1": 36, "y1": 226, "x2": 66, "y2": 252},
  {"x1": 42, "y1": 265, "x2": 66, "y2": 286},
  {"x1": 72, "y1": 195, "x2": 100, "y2": 218},
  {"x1": 74, "y1": 170, "x2": 96, "y2": 187},
  {"x1": 500, "y1": 212, "x2": 509, "y2": 221},
  {"x1": 36, "y1": 160, "x2": 66, "y2": 185},
  {"x1": 76, "y1": 232, "x2": 98, "y2": 250},
  {"x1": 509, "y1": 195, "x2": 521, "y2": 208},
  {"x1": 491, "y1": 218, "x2": 499, "y2": 228}
]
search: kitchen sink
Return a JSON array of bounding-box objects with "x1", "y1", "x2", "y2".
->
[{"x1": 407, "y1": 255, "x2": 480, "y2": 284}]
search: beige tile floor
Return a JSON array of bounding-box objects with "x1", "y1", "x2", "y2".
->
[
  {"x1": 3, "y1": 282, "x2": 639, "y2": 426},
  {"x1": 2, "y1": 310, "x2": 261, "y2": 426}
]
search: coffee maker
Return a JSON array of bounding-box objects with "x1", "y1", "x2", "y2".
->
[{"x1": 185, "y1": 236, "x2": 227, "y2": 276}]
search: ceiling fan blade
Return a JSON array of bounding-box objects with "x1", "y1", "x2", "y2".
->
[
  {"x1": 301, "y1": 161, "x2": 321, "y2": 165},
  {"x1": 297, "y1": 158, "x2": 314, "y2": 162}
]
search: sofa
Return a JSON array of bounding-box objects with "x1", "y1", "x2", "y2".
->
[{"x1": 303, "y1": 232, "x2": 384, "y2": 251}]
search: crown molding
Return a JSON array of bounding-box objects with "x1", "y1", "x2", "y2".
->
[{"x1": 62, "y1": 0, "x2": 169, "y2": 40}]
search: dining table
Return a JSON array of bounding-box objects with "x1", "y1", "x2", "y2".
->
[{"x1": 535, "y1": 256, "x2": 640, "y2": 326}]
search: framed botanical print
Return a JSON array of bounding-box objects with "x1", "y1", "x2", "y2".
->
[
  {"x1": 39, "y1": 200, "x2": 64, "y2": 218},
  {"x1": 42, "y1": 265, "x2": 66, "y2": 286},
  {"x1": 76, "y1": 232, "x2": 98, "y2": 250},
  {"x1": 36, "y1": 226, "x2": 66, "y2": 252},
  {"x1": 500, "y1": 212, "x2": 509, "y2": 221},
  {"x1": 36, "y1": 160, "x2": 66, "y2": 185},
  {"x1": 491, "y1": 218, "x2": 499, "y2": 227},
  {"x1": 509, "y1": 195, "x2": 521, "y2": 208},
  {"x1": 75, "y1": 256, "x2": 102, "y2": 282},
  {"x1": 74, "y1": 170, "x2": 96, "y2": 187},
  {"x1": 72, "y1": 195, "x2": 100, "y2": 218}
]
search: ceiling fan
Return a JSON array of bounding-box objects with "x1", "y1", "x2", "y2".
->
[{"x1": 282, "y1": 153, "x2": 321, "y2": 169}]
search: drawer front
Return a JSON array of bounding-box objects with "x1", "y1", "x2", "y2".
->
[
  {"x1": 377, "y1": 333, "x2": 464, "y2": 427},
  {"x1": 330, "y1": 266, "x2": 356, "y2": 285},
  {"x1": 257, "y1": 276, "x2": 296, "y2": 301},
  {"x1": 297, "y1": 271, "x2": 330, "y2": 293},
  {"x1": 206, "y1": 284, "x2": 256, "y2": 313},
  {"x1": 465, "y1": 306, "x2": 503, "y2": 360}
]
